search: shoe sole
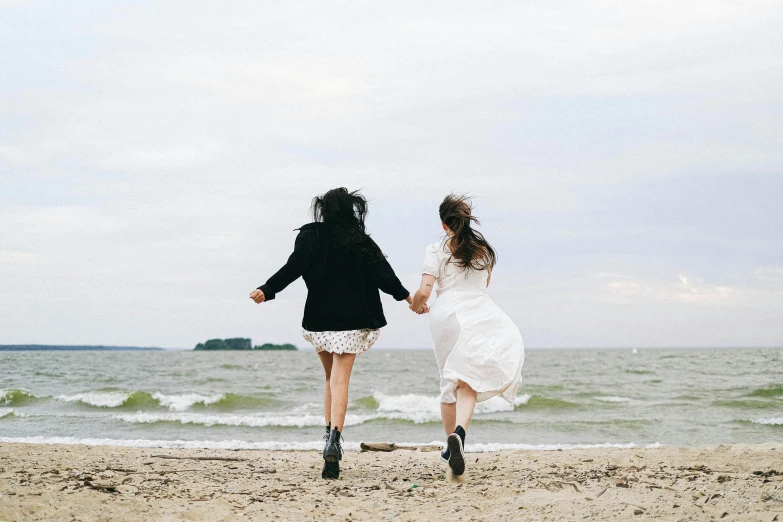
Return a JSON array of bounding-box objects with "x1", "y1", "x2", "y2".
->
[
  {"x1": 322, "y1": 455, "x2": 340, "y2": 479},
  {"x1": 447, "y1": 433, "x2": 465, "y2": 476}
]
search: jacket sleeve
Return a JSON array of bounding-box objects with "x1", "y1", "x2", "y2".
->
[
  {"x1": 257, "y1": 230, "x2": 315, "y2": 301},
  {"x1": 366, "y1": 241, "x2": 410, "y2": 301}
]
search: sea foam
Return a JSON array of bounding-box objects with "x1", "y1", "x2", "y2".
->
[
  {"x1": 752, "y1": 417, "x2": 783, "y2": 425},
  {"x1": 0, "y1": 436, "x2": 663, "y2": 452},
  {"x1": 594, "y1": 396, "x2": 634, "y2": 403},
  {"x1": 55, "y1": 391, "x2": 132, "y2": 408},
  {"x1": 111, "y1": 392, "x2": 540, "y2": 427},
  {"x1": 113, "y1": 412, "x2": 370, "y2": 428},
  {"x1": 151, "y1": 392, "x2": 224, "y2": 411}
]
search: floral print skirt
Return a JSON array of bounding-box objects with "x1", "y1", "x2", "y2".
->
[{"x1": 301, "y1": 328, "x2": 380, "y2": 355}]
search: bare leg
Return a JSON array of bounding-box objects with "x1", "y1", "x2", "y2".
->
[
  {"x1": 318, "y1": 351, "x2": 333, "y2": 427},
  {"x1": 441, "y1": 402, "x2": 456, "y2": 436},
  {"x1": 329, "y1": 352, "x2": 356, "y2": 432},
  {"x1": 455, "y1": 380, "x2": 477, "y2": 430}
]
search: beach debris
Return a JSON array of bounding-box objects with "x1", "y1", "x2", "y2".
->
[
  {"x1": 361, "y1": 443, "x2": 403, "y2": 452},
  {"x1": 150, "y1": 455, "x2": 247, "y2": 462},
  {"x1": 634, "y1": 509, "x2": 643, "y2": 515},
  {"x1": 705, "y1": 493, "x2": 722, "y2": 504},
  {"x1": 83, "y1": 480, "x2": 117, "y2": 493},
  {"x1": 360, "y1": 442, "x2": 440, "y2": 452},
  {"x1": 594, "y1": 485, "x2": 610, "y2": 498}
]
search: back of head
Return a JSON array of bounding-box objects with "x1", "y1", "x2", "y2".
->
[
  {"x1": 311, "y1": 187, "x2": 384, "y2": 263},
  {"x1": 312, "y1": 187, "x2": 368, "y2": 231},
  {"x1": 439, "y1": 194, "x2": 496, "y2": 271}
]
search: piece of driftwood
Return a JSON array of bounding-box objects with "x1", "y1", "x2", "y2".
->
[
  {"x1": 150, "y1": 455, "x2": 247, "y2": 462},
  {"x1": 361, "y1": 443, "x2": 409, "y2": 452},
  {"x1": 83, "y1": 480, "x2": 117, "y2": 493},
  {"x1": 595, "y1": 485, "x2": 610, "y2": 498},
  {"x1": 360, "y1": 442, "x2": 441, "y2": 452}
]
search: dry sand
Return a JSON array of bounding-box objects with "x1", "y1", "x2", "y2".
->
[{"x1": 1, "y1": 442, "x2": 781, "y2": 521}]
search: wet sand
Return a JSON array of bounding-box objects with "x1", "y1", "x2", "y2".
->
[{"x1": 1, "y1": 442, "x2": 781, "y2": 521}]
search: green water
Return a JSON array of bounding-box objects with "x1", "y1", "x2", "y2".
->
[{"x1": 1, "y1": 348, "x2": 781, "y2": 451}]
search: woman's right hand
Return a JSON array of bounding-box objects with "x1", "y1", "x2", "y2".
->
[
  {"x1": 249, "y1": 289, "x2": 265, "y2": 303},
  {"x1": 411, "y1": 303, "x2": 429, "y2": 314}
]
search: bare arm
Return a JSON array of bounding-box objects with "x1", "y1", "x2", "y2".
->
[{"x1": 410, "y1": 274, "x2": 436, "y2": 312}]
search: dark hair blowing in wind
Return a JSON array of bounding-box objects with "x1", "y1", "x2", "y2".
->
[
  {"x1": 311, "y1": 187, "x2": 385, "y2": 263},
  {"x1": 439, "y1": 194, "x2": 497, "y2": 271}
]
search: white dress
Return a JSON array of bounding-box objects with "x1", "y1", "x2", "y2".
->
[{"x1": 423, "y1": 240, "x2": 525, "y2": 404}]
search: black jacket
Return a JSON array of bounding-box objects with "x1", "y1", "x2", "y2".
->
[{"x1": 258, "y1": 223, "x2": 410, "y2": 331}]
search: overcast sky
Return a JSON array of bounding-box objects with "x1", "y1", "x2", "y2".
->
[{"x1": 1, "y1": 1, "x2": 781, "y2": 349}]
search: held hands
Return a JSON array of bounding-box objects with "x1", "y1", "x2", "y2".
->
[
  {"x1": 249, "y1": 289, "x2": 265, "y2": 303},
  {"x1": 405, "y1": 295, "x2": 429, "y2": 315},
  {"x1": 412, "y1": 303, "x2": 430, "y2": 314}
]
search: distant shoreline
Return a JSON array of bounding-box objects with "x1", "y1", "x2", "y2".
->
[{"x1": 0, "y1": 345, "x2": 164, "y2": 351}]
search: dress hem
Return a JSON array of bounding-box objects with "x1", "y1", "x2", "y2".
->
[{"x1": 439, "y1": 374, "x2": 521, "y2": 404}]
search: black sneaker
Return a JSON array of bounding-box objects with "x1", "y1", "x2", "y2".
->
[
  {"x1": 440, "y1": 446, "x2": 450, "y2": 464},
  {"x1": 322, "y1": 429, "x2": 343, "y2": 479},
  {"x1": 446, "y1": 433, "x2": 465, "y2": 476}
]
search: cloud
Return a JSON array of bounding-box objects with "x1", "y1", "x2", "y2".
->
[
  {"x1": 597, "y1": 270, "x2": 783, "y2": 307},
  {"x1": 600, "y1": 274, "x2": 737, "y2": 305},
  {"x1": 0, "y1": 1, "x2": 781, "y2": 348}
]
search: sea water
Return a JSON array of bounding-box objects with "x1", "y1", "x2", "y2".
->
[{"x1": 1, "y1": 348, "x2": 780, "y2": 451}]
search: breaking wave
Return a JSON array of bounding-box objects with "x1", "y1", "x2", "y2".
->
[
  {"x1": 0, "y1": 436, "x2": 664, "y2": 453},
  {"x1": 0, "y1": 389, "x2": 39, "y2": 406},
  {"x1": 52, "y1": 391, "x2": 280, "y2": 411},
  {"x1": 750, "y1": 417, "x2": 783, "y2": 426}
]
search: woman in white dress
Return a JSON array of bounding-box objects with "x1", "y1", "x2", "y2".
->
[{"x1": 409, "y1": 194, "x2": 525, "y2": 476}]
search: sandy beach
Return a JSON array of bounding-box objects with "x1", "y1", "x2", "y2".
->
[{"x1": 0, "y1": 442, "x2": 781, "y2": 521}]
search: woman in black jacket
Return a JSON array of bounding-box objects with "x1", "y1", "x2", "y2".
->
[{"x1": 250, "y1": 187, "x2": 426, "y2": 479}]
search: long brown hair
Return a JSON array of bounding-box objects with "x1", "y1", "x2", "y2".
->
[{"x1": 439, "y1": 194, "x2": 496, "y2": 271}]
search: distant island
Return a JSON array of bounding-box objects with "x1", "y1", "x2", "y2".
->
[
  {"x1": 0, "y1": 345, "x2": 163, "y2": 351},
  {"x1": 194, "y1": 338, "x2": 297, "y2": 351}
]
